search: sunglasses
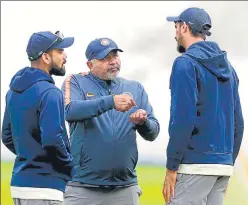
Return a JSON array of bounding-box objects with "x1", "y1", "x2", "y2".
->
[{"x1": 29, "y1": 31, "x2": 64, "y2": 61}]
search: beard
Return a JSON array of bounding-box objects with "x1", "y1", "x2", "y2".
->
[
  {"x1": 49, "y1": 59, "x2": 66, "y2": 76},
  {"x1": 177, "y1": 44, "x2": 186, "y2": 53},
  {"x1": 106, "y1": 70, "x2": 120, "y2": 80},
  {"x1": 50, "y1": 66, "x2": 66, "y2": 76},
  {"x1": 175, "y1": 35, "x2": 186, "y2": 54},
  {"x1": 105, "y1": 65, "x2": 121, "y2": 80}
]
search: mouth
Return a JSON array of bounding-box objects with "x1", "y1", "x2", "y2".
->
[
  {"x1": 62, "y1": 60, "x2": 67, "y2": 67},
  {"x1": 108, "y1": 67, "x2": 120, "y2": 73}
]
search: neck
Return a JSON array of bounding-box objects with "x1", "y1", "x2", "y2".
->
[
  {"x1": 31, "y1": 62, "x2": 50, "y2": 75},
  {"x1": 185, "y1": 37, "x2": 204, "y2": 50}
]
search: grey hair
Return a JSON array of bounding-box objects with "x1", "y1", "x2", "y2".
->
[{"x1": 90, "y1": 59, "x2": 96, "y2": 64}]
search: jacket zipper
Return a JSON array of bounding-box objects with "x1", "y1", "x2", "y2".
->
[{"x1": 108, "y1": 87, "x2": 116, "y2": 180}]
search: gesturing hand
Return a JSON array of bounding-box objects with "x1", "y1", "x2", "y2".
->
[
  {"x1": 130, "y1": 109, "x2": 147, "y2": 125},
  {"x1": 114, "y1": 94, "x2": 136, "y2": 112}
]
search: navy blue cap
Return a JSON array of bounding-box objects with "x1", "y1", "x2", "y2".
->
[
  {"x1": 26, "y1": 31, "x2": 74, "y2": 61},
  {"x1": 85, "y1": 38, "x2": 123, "y2": 61},
  {"x1": 166, "y1": 7, "x2": 212, "y2": 36}
]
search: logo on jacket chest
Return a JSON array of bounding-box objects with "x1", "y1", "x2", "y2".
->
[{"x1": 86, "y1": 92, "x2": 95, "y2": 97}]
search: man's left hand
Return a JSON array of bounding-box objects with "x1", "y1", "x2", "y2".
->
[
  {"x1": 79, "y1": 71, "x2": 89, "y2": 76},
  {"x1": 130, "y1": 109, "x2": 147, "y2": 125},
  {"x1": 162, "y1": 169, "x2": 177, "y2": 203}
]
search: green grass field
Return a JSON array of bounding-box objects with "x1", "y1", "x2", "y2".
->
[{"x1": 2, "y1": 161, "x2": 248, "y2": 205}]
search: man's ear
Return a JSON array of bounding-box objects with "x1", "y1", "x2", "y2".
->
[
  {"x1": 86, "y1": 61, "x2": 93, "y2": 70},
  {"x1": 184, "y1": 23, "x2": 192, "y2": 34},
  {"x1": 42, "y1": 53, "x2": 51, "y2": 65}
]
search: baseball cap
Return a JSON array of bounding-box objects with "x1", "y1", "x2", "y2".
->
[
  {"x1": 166, "y1": 7, "x2": 212, "y2": 36},
  {"x1": 26, "y1": 31, "x2": 74, "y2": 61},
  {"x1": 85, "y1": 38, "x2": 123, "y2": 61}
]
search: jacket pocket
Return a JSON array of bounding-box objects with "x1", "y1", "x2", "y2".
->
[
  {"x1": 70, "y1": 136, "x2": 83, "y2": 166},
  {"x1": 79, "y1": 142, "x2": 86, "y2": 167},
  {"x1": 113, "y1": 133, "x2": 138, "y2": 179},
  {"x1": 80, "y1": 135, "x2": 114, "y2": 178}
]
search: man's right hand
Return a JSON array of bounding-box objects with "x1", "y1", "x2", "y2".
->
[{"x1": 113, "y1": 94, "x2": 136, "y2": 112}]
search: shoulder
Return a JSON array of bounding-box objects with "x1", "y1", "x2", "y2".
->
[
  {"x1": 44, "y1": 87, "x2": 63, "y2": 98},
  {"x1": 173, "y1": 55, "x2": 194, "y2": 67},
  {"x1": 172, "y1": 56, "x2": 195, "y2": 74},
  {"x1": 35, "y1": 81, "x2": 61, "y2": 96},
  {"x1": 119, "y1": 77, "x2": 142, "y2": 87},
  {"x1": 64, "y1": 73, "x2": 81, "y2": 83}
]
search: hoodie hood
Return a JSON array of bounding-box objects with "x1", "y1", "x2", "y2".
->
[
  {"x1": 10, "y1": 67, "x2": 55, "y2": 93},
  {"x1": 185, "y1": 41, "x2": 232, "y2": 81}
]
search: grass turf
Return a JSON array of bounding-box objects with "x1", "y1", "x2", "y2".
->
[{"x1": 1, "y1": 162, "x2": 247, "y2": 205}]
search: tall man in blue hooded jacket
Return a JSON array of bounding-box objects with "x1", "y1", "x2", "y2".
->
[
  {"x1": 163, "y1": 7, "x2": 244, "y2": 205},
  {"x1": 2, "y1": 31, "x2": 75, "y2": 205},
  {"x1": 62, "y1": 38, "x2": 160, "y2": 205}
]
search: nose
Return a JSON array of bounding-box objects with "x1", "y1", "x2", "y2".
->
[
  {"x1": 109, "y1": 56, "x2": 117, "y2": 65},
  {"x1": 63, "y1": 51, "x2": 68, "y2": 59}
]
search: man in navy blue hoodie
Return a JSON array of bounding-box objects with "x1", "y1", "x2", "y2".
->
[
  {"x1": 2, "y1": 31, "x2": 75, "y2": 205},
  {"x1": 163, "y1": 8, "x2": 244, "y2": 205}
]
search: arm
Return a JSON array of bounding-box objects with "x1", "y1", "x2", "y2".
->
[
  {"x1": 166, "y1": 57, "x2": 198, "y2": 171},
  {"x1": 40, "y1": 88, "x2": 73, "y2": 177},
  {"x1": 135, "y1": 84, "x2": 160, "y2": 141},
  {"x1": 61, "y1": 75, "x2": 115, "y2": 122},
  {"x1": 232, "y1": 73, "x2": 244, "y2": 164},
  {"x1": 2, "y1": 102, "x2": 16, "y2": 154}
]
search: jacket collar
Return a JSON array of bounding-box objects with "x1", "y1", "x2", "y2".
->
[{"x1": 88, "y1": 72, "x2": 119, "y2": 88}]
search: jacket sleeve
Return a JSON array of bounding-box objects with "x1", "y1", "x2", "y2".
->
[
  {"x1": 40, "y1": 88, "x2": 74, "y2": 177},
  {"x1": 135, "y1": 83, "x2": 160, "y2": 141},
  {"x1": 232, "y1": 73, "x2": 244, "y2": 164},
  {"x1": 166, "y1": 57, "x2": 198, "y2": 171},
  {"x1": 2, "y1": 101, "x2": 16, "y2": 154},
  {"x1": 61, "y1": 75, "x2": 115, "y2": 122}
]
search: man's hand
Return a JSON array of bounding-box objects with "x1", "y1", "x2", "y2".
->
[
  {"x1": 130, "y1": 109, "x2": 147, "y2": 125},
  {"x1": 224, "y1": 183, "x2": 229, "y2": 198},
  {"x1": 162, "y1": 169, "x2": 177, "y2": 203},
  {"x1": 79, "y1": 71, "x2": 89, "y2": 76},
  {"x1": 113, "y1": 94, "x2": 136, "y2": 112}
]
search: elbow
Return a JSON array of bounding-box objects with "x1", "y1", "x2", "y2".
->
[
  {"x1": 143, "y1": 122, "x2": 160, "y2": 141},
  {"x1": 143, "y1": 129, "x2": 160, "y2": 142},
  {"x1": 145, "y1": 133, "x2": 158, "y2": 142},
  {"x1": 65, "y1": 112, "x2": 73, "y2": 122},
  {"x1": 148, "y1": 123, "x2": 160, "y2": 141},
  {"x1": 65, "y1": 105, "x2": 75, "y2": 122}
]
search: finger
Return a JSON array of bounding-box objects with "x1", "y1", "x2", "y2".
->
[
  {"x1": 126, "y1": 102, "x2": 133, "y2": 110},
  {"x1": 123, "y1": 105, "x2": 128, "y2": 111},
  {"x1": 129, "y1": 113, "x2": 134, "y2": 120},
  {"x1": 130, "y1": 113, "x2": 136, "y2": 121},
  {"x1": 140, "y1": 116, "x2": 147, "y2": 123},
  {"x1": 79, "y1": 72, "x2": 89, "y2": 76},
  {"x1": 137, "y1": 111, "x2": 142, "y2": 119},
  {"x1": 171, "y1": 183, "x2": 175, "y2": 199},
  {"x1": 140, "y1": 109, "x2": 146, "y2": 115},
  {"x1": 162, "y1": 185, "x2": 167, "y2": 201},
  {"x1": 132, "y1": 111, "x2": 140, "y2": 119},
  {"x1": 131, "y1": 98, "x2": 136, "y2": 106},
  {"x1": 142, "y1": 112, "x2": 147, "y2": 118},
  {"x1": 166, "y1": 185, "x2": 171, "y2": 203},
  {"x1": 129, "y1": 98, "x2": 135, "y2": 107},
  {"x1": 139, "y1": 112, "x2": 147, "y2": 122}
]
